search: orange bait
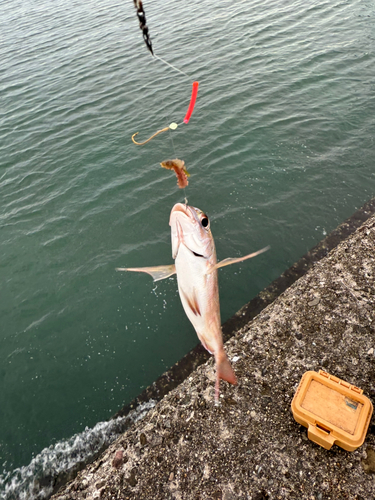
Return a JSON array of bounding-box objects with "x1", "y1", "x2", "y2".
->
[{"x1": 160, "y1": 159, "x2": 190, "y2": 189}]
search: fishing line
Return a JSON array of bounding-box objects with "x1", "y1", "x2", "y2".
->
[
  {"x1": 154, "y1": 54, "x2": 192, "y2": 81},
  {"x1": 132, "y1": 0, "x2": 198, "y2": 193},
  {"x1": 167, "y1": 122, "x2": 178, "y2": 158},
  {"x1": 132, "y1": 0, "x2": 199, "y2": 146}
]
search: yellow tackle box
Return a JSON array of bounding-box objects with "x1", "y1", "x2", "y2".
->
[{"x1": 291, "y1": 370, "x2": 373, "y2": 451}]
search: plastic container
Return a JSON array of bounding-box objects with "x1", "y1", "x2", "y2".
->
[{"x1": 291, "y1": 370, "x2": 373, "y2": 451}]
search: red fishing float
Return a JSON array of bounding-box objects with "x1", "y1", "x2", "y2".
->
[{"x1": 183, "y1": 81, "x2": 199, "y2": 124}]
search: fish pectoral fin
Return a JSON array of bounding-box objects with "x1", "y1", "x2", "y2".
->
[
  {"x1": 116, "y1": 264, "x2": 176, "y2": 282},
  {"x1": 208, "y1": 245, "x2": 270, "y2": 273}
]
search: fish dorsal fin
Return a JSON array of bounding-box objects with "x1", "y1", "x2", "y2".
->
[
  {"x1": 116, "y1": 264, "x2": 176, "y2": 282},
  {"x1": 208, "y1": 245, "x2": 270, "y2": 274}
]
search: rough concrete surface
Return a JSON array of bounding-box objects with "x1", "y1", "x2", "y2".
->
[{"x1": 51, "y1": 214, "x2": 375, "y2": 500}]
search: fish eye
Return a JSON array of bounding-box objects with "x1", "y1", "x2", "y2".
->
[{"x1": 201, "y1": 216, "x2": 209, "y2": 228}]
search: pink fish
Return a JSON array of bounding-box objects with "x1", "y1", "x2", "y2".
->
[{"x1": 117, "y1": 203, "x2": 269, "y2": 403}]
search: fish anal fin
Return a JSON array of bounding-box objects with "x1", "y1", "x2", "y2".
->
[
  {"x1": 116, "y1": 264, "x2": 176, "y2": 282},
  {"x1": 209, "y1": 245, "x2": 270, "y2": 273}
]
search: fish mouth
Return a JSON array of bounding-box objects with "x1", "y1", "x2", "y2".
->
[
  {"x1": 169, "y1": 203, "x2": 202, "y2": 230},
  {"x1": 169, "y1": 202, "x2": 194, "y2": 220}
]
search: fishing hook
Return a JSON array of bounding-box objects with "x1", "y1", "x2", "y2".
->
[
  {"x1": 131, "y1": 126, "x2": 170, "y2": 145},
  {"x1": 131, "y1": 122, "x2": 178, "y2": 146}
]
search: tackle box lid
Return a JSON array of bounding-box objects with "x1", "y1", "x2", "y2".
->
[{"x1": 291, "y1": 370, "x2": 373, "y2": 451}]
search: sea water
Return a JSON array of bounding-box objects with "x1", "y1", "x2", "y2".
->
[{"x1": 1, "y1": 0, "x2": 374, "y2": 497}]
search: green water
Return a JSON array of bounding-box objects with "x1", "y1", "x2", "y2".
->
[{"x1": 0, "y1": 0, "x2": 374, "y2": 494}]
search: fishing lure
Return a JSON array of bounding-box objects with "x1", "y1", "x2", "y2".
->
[
  {"x1": 131, "y1": 82, "x2": 199, "y2": 145},
  {"x1": 160, "y1": 159, "x2": 190, "y2": 189}
]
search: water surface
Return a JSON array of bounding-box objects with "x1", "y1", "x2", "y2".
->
[{"x1": 0, "y1": 0, "x2": 374, "y2": 497}]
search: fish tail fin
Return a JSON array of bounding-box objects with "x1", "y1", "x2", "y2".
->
[
  {"x1": 216, "y1": 350, "x2": 237, "y2": 385},
  {"x1": 214, "y1": 350, "x2": 237, "y2": 404}
]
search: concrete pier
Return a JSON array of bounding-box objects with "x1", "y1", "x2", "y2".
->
[{"x1": 52, "y1": 212, "x2": 375, "y2": 500}]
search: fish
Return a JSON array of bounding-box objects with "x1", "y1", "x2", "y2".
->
[{"x1": 116, "y1": 203, "x2": 269, "y2": 403}]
